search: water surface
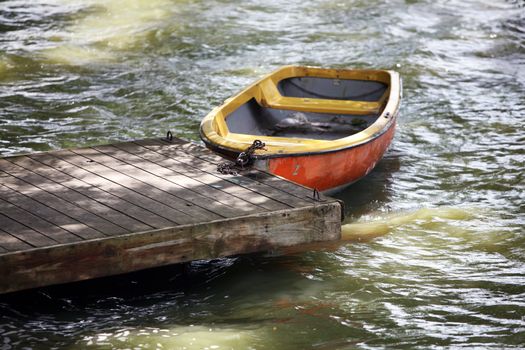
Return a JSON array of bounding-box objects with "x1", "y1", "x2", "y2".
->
[{"x1": 0, "y1": 0, "x2": 524, "y2": 349}]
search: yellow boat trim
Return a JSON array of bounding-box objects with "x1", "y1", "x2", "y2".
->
[
  {"x1": 200, "y1": 65, "x2": 401, "y2": 156},
  {"x1": 258, "y1": 78, "x2": 381, "y2": 115}
]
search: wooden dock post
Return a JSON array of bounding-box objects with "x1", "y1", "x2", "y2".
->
[{"x1": 0, "y1": 138, "x2": 341, "y2": 294}]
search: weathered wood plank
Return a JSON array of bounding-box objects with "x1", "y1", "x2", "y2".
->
[
  {"x1": 0, "y1": 202, "x2": 341, "y2": 294},
  {"x1": 0, "y1": 213, "x2": 57, "y2": 247},
  {"x1": 75, "y1": 146, "x2": 229, "y2": 220},
  {"x1": 0, "y1": 227, "x2": 32, "y2": 251},
  {"x1": 0, "y1": 136, "x2": 343, "y2": 294},
  {"x1": 135, "y1": 139, "x2": 316, "y2": 207},
  {"x1": 172, "y1": 140, "x2": 331, "y2": 203},
  {"x1": 114, "y1": 141, "x2": 291, "y2": 211},
  {"x1": 8, "y1": 156, "x2": 154, "y2": 232},
  {"x1": 0, "y1": 159, "x2": 150, "y2": 233},
  {"x1": 31, "y1": 154, "x2": 181, "y2": 229},
  {"x1": 54, "y1": 149, "x2": 215, "y2": 224},
  {"x1": 0, "y1": 184, "x2": 105, "y2": 240},
  {"x1": 154, "y1": 136, "x2": 328, "y2": 202},
  {"x1": 93, "y1": 144, "x2": 258, "y2": 216},
  {"x1": 0, "y1": 174, "x2": 127, "y2": 236},
  {"x1": 0, "y1": 197, "x2": 80, "y2": 244}
]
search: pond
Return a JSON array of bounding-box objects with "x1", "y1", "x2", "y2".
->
[{"x1": 0, "y1": 0, "x2": 524, "y2": 348}]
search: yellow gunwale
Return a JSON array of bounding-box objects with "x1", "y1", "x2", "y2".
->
[{"x1": 200, "y1": 65, "x2": 401, "y2": 156}]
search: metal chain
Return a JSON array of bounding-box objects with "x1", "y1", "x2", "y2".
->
[{"x1": 217, "y1": 140, "x2": 266, "y2": 175}]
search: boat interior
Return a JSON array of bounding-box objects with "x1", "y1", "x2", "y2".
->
[{"x1": 225, "y1": 76, "x2": 389, "y2": 141}]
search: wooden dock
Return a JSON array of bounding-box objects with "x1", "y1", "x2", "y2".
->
[{"x1": 0, "y1": 137, "x2": 342, "y2": 294}]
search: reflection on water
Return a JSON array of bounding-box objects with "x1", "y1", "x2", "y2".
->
[
  {"x1": 0, "y1": 0, "x2": 524, "y2": 349},
  {"x1": 41, "y1": 0, "x2": 183, "y2": 64}
]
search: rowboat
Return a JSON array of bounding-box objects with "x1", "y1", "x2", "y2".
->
[{"x1": 200, "y1": 65, "x2": 401, "y2": 193}]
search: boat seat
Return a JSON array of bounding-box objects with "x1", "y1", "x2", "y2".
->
[
  {"x1": 225, "y1": 98, "x2": 376, "y2": 141},
  {"x1": 258, "y1": 79, "x2": 382, "y2": 115}
]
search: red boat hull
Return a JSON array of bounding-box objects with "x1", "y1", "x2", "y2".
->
[{"x1": 265, "y1": 120, "x2": 397, "y2": 192}]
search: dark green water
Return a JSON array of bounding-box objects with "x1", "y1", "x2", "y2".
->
[{"x1": 0, "y1": 0, "x2": 524, "y2": 349}]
